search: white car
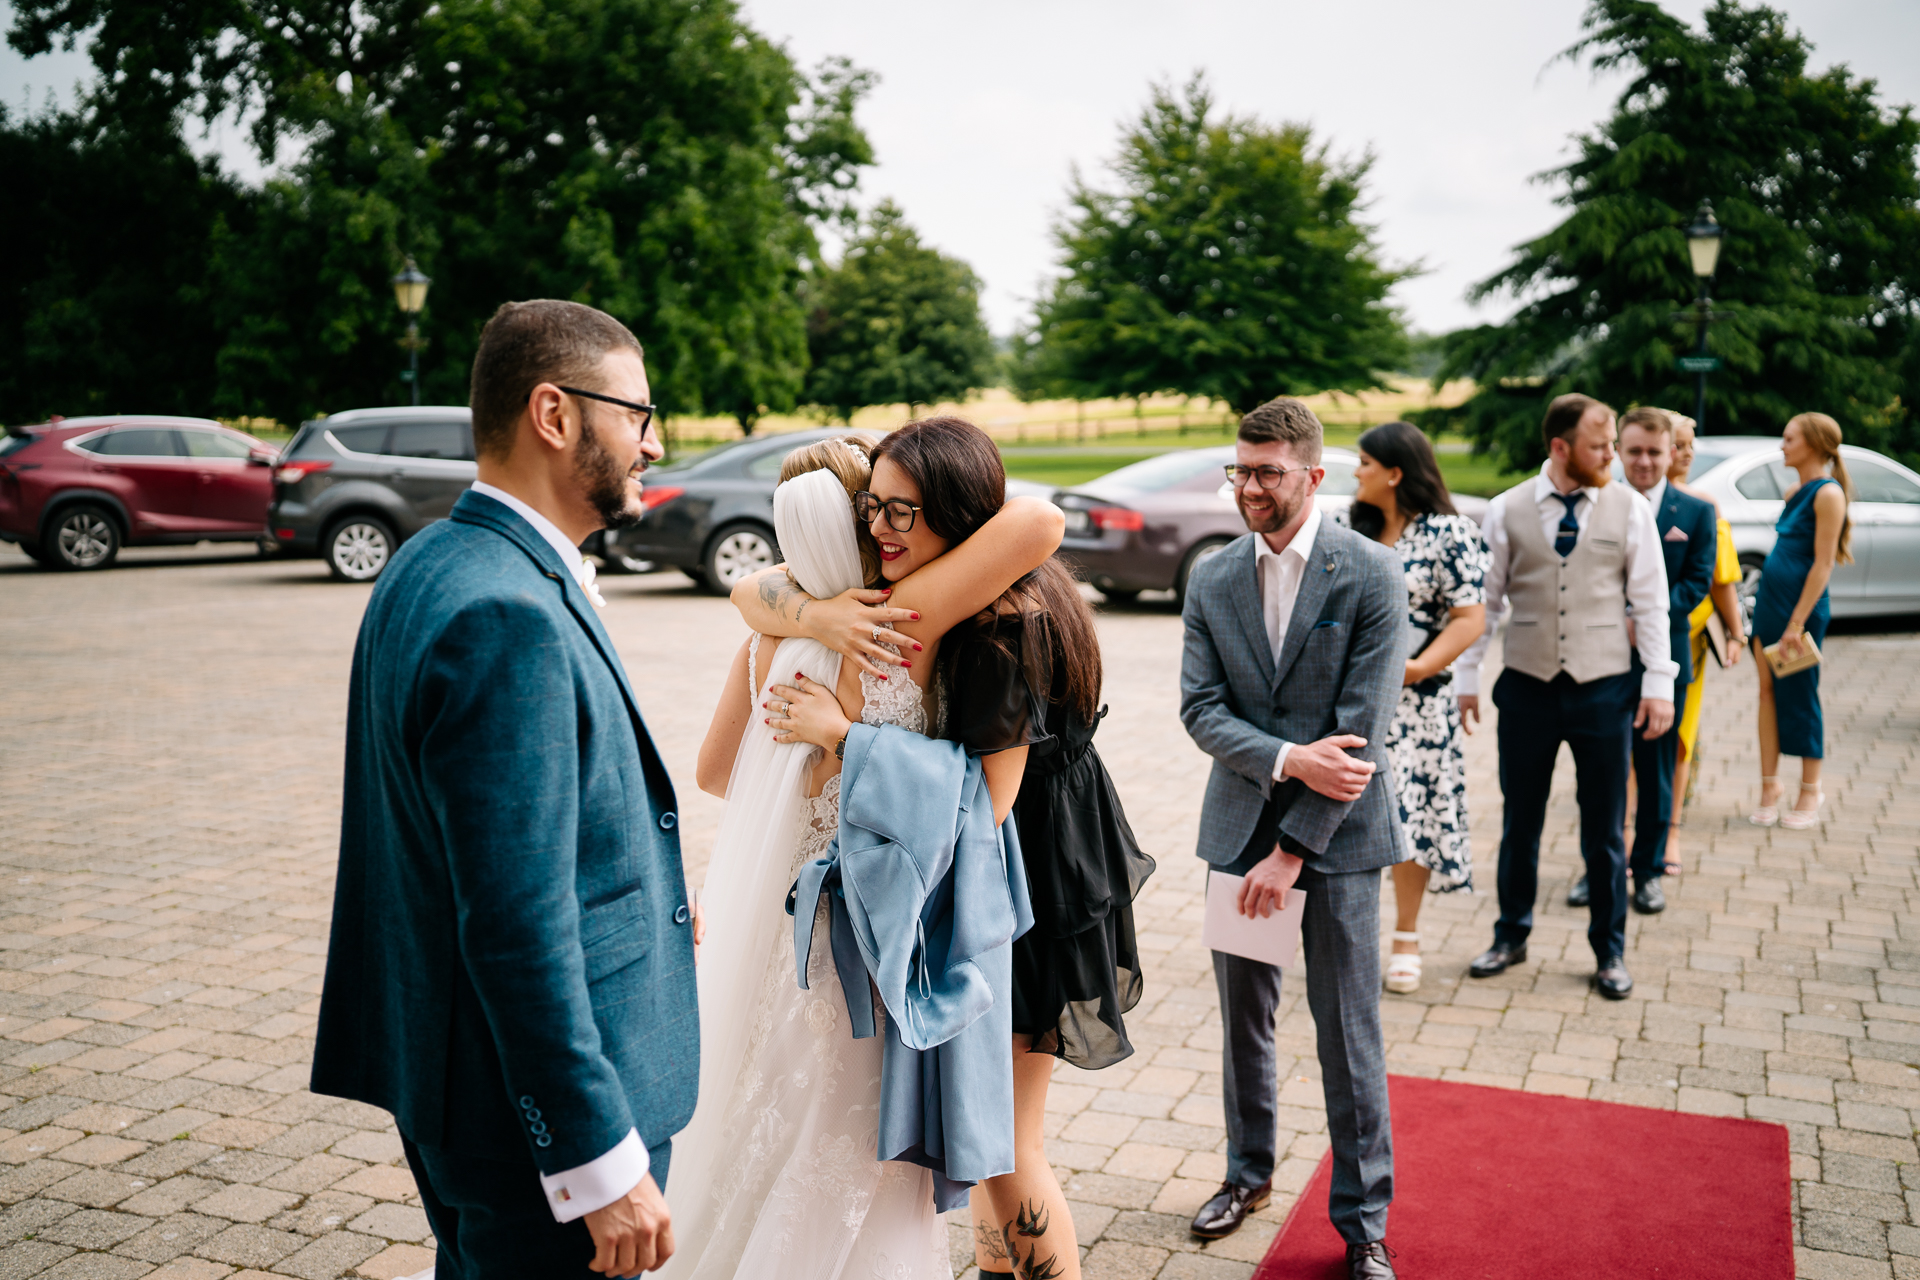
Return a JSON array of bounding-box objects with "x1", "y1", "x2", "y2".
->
[{"x1": 1683, "y1": 436, "x2": 1920, "y2": 618}]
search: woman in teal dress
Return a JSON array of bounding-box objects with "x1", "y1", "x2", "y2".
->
[{"x1": 1750, "y1": 412, "x2": 1854, "y2": 831}]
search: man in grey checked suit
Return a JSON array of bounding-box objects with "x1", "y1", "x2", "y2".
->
[{"x1": 1180, "y1": 397, "x2": 1409, "y2": 1280}]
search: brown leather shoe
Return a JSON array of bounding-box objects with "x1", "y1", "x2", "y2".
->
[
  {"x1": 1190, "y1": 1179, "x2": 1271, "y2": 1239},
  {"x1": 1347, "y1": 1240, "x2": 1398, "y2": 1279}
]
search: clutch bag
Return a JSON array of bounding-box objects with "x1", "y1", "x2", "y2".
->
[
  {"x1": 1763, "y1": 634, "x2": 1821, "y2": 678},
  {"x1": 1704, "y1": 611, "x2": 1732, "y2": 669}
]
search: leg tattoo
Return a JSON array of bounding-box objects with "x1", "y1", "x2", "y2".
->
[
  {"x1": 1013, "y1": 1200, "x2": 1050, "y2": 1238},
  {"x1": 1004, "y1": 1201, "x2": 1062, "y2": 1280},
  {"x1": 976, "y1": 1220, "x2": 1010, "y2": 1262}
]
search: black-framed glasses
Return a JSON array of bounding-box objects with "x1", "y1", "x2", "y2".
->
[
  {"x1": 559, "y1": 386, "x2": 656, "y2": 440},
  {"x1": 1225, "y1": 463, "x2": 1316, "y2": 491},
  {"x1": 854, "y1": 491, "x2": 922, "y2": 532}
]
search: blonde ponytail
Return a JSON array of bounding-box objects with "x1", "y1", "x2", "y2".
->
[{"x1": 1787, "y1": 412, "x2": 1854, "y2": 565}]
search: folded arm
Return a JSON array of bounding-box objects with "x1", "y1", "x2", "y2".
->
[{"x1": 1178, "y1": 589, "x2": 1286, "y2": 798}]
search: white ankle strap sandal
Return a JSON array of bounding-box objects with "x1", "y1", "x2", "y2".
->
[{"x1": 1384, "y1": 932, "x2": 1421, "y2": 994}]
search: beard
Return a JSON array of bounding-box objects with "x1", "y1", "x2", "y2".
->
[
  {"x1": 575, "y1": 405, "x2": 645, "y2": 529},
  {"x1": 1235, "y1": 483, "x2": 1307, "y2": 534},
  {"x1": 1566, "y1": 452, "x2": 1612, "y2": 490}
]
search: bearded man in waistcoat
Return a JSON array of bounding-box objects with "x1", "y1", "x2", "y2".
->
[{"x1": 1455, "y1": 393, "x2": 1677, "y2": 999}]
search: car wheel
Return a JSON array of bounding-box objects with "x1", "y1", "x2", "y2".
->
[
  {"x1": 17, "y1": 540, "x2": 47, "y2": 565},
  {"x1": 326, "y1": 517, "x2": 396, "y2": 582},
  {"x1": 596, "y1": 531, "x2": 653, "y2": 576},
  {"x1": 701, "y1": 523, "x2": 779, "y2": 594},
  {"x1": 48, "y1": 504, "x2": 121, "y2": 571},
  {"x1": 1175, "y1": 537, "x2": 1235, "y2": 604}
]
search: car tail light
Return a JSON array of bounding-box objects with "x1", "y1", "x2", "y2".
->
[
  {"x1": 276, "y1": 461, "x2": 332, "y2": 484},
  {"x1": 275, "y1": 529, "x2": 296, "y2": 540},
  {"x1": 641, "y1": 485, "x2": 683, "y2": 511},
  {"x1": 1089, "y1": 506, "x2": 1144, "y2": 532}
]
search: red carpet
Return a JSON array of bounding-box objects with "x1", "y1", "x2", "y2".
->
[{"x1": 1253, "y1": 1075, "x2": 1792, "y2": 1280}]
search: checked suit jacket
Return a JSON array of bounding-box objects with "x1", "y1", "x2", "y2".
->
[
  {"x1": 1650, "y1": 483, "x2": 1719, "y2": 686},
  {"x1": 1180, "y1": 518, "x2": 1411, "y2": 873}
]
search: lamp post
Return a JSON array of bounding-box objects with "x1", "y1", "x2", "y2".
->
[
  {"x1": 1682, "y1": 203, "x2": 1724, "y2": 431},
  {"x1": 391, "y1": 258, "x2": 432, "y2": 407}
]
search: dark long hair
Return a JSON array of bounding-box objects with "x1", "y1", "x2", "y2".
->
[
  {"x1": 872, "y1": 416, "x2": 1102, "y2": 724},
  {"x1": 1349, "y1": 420, "x2": 1456, "y2": 539}
]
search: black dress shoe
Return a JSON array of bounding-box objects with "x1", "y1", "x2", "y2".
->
[
  {"x1": 1190, "y1": 1179, "x2": 1270, "y2": 1239},
  {"x1": 1347, "y1": 1240, "x2": 1398, "y2": 1279},
  {"x1": 1633, "y1": 877, "x2": 1666, "y2": 914},
  {"x1": 1567, "y1": 874, "x2": 1590, "y2": 907},
  {"x1": 1468, "y1": 942, "x2": 1527, "y2": 978},
  {"x1": 1594, "y1": 956, "x2": 1634, "y2": 1000}
]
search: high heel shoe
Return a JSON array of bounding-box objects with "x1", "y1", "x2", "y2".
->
[
  {"x1": 1780, "y1": 786, "x2": 1825, "y2": 830},
  {"x1": 1749, "y1": 777, "x2": 1782, "y2": 827},
  {"x1": 1384, "y1": 932, "x2": 1422, "y2": 994}
]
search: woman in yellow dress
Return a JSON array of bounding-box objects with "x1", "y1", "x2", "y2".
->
[{"x1": 1666, "y1": 414, "x2": 1746, "y2": 870}]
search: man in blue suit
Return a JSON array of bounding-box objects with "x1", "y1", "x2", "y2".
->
[
  {"x1": 313, "y1": 300, "x2": 698, "y2": 1278},
  {"x1": 1568, "y1": 406, "x2": 1717, "y2": 916}
]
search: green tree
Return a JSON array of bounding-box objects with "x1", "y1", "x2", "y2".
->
[
  {"x1": 1027, "y1": 77, "x2": 1408, "y2": 415},
  {"x1": 1423, "y1": 0, "x2": 1920, "y2": 472},
  {"x1": 9, "y1": 0, "x2": 874, "y2": 426},
  {"x1": 801, "y1": 201, "x2": 994, "y2": 423}
]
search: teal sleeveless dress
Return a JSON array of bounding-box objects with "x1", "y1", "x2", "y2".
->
[{"x1": 1752, "y1": 475, "x2": 1836, "y2": 759}]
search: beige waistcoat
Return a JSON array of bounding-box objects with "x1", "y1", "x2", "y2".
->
[{"x1": 1501, "y1": 479, "x2": 1633, "y2": 684}]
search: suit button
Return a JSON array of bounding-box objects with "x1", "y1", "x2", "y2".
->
[
  {"x1": 519, "y1": 1096, "x2": 535, "y2": 1110},
  {"x1": 674, "y1": 904, "x2": 690, "y2": 925},
  {"x1": 525, "y1": 1108, "x2": 541, "y2": 1122},
  {"x1": 659, "y1": 812, "x2": 677, "y2": 831},
  {"x1": 536, "y1": 1134, "x2": 552, "y2": 1148},
  {"x1": 530, "y1": 1120, "x2": 547, "y2": 1135}
]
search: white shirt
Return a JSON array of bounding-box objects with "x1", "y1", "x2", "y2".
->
[
  {"x1": 471, "y1": 481, "x2": 606, "y2": 608},
  {"x1": 472, "y1": 482, "x2": 642, "y2": 1219},
  {"x1": 1253, "y1": 503, "x2": 1322, "y2": 782},
  {"x1": 1457, "y1": 464, "x2": 1678, "y2": 701}
]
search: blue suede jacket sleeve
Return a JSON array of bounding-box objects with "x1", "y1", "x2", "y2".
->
[{"x1": 416, "y1": 596, "x2": 635, "y2": 1174}]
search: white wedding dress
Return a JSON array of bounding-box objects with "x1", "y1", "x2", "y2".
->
[{"x1": 661, "y1": 470, "x2": 950, "y2": 1280}]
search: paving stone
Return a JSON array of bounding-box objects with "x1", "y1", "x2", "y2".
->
[
  {"x1": 40, "y1": 1171, "x2": 147, "y2": 1211},
  {"x1": 353, "y1": 1243, "x2": 436, "y2": 1278},
  {"x1": 190, "y1": 1223, "x2": 303, "y2": 1268},
  {"x1": 34, "y1": 1253, "x2": 149, "y2": 1280},
  {"x1": 275, "y1": 1231, "x2": 383, "y2": 1280},
  {"x1": 0, "y1": 1241, "x2": 77, "y2": 1280},
  {"x1": 110, "y1": 1213, "x2": 225, "y2": 1263},
  {"x1": 37, "y1": 1210, "x2": 152, "y2": 1249}
]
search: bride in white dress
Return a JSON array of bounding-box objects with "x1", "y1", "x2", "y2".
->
[{"x1": 664, "y1": 451, "x2": 949, "y2": 1280}]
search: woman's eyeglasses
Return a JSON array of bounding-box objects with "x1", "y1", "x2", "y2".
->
[
  {"x1": 1224, "y1": 463, "x2": 1315, "y2": 490},
  {"x1": 854, "y1": 491, "x2": 922, "y2": 533}
]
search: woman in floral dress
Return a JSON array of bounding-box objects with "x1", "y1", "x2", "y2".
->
[{"x1": 1346, "y1": 422, "x2": 1489, "y2": 995}]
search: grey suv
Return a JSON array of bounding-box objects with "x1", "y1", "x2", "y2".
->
[{"x1": 270, "y1": 406, "x2": 477, "y2": 580}]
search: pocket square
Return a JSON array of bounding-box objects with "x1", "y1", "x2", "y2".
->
[
  {"x1": 1663, "y1": 527, "x2": 1689, "y2": 542},
  {"x1": 1312, "y1": 619, "x2": 1340, "y2": 629}
]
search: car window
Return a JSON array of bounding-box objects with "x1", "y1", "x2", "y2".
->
[
  {"x1": 94, "y1": 428, "x2": 183, "y2": 457},
  {"x1": 1735, "y1": 463, "x2": 1782, "y2": 500},
  {"x1": 1317, "y1": 458, "x2": 1359, "y2": 497},
  {"x1": 1088, "y1": 451, "x2": 1229, "y2": 495},
  {"x1": 1687, "y1": 441, "x2": 1754, "y2": 480},
  {"x1": 329, "y1": 424, "x2": 391, "y2": 454},
  {"x1": 1845, "y1": 458, "x2": 1920, "y2": 505},
  {"x1": 0, "y1": 434, "x2": 39, "y2": 457},
  {"x1": 746, "y1": 446, "x2": 799, "y2": 479},
  {"x1": 180, "y1": 429, "x2": 255, "y2": 460},
  {"x1": 389, "y1": 421, "x2": 474, "y2": 461}
]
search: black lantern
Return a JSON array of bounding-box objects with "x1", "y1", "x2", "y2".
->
[
  {"x1": 391, "y1": 258, "x2": 432, "y2": 406},
  {"x1": 1680, "y1": 204, "x2": 1724, "y2": 431}
]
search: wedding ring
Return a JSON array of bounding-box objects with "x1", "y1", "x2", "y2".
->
[{"x1": 871, "y1": 627, "x2": 882, "y2": 644}]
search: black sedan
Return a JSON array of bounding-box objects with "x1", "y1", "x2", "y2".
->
[{"x1": 609, "y1": 429, "x2": 880, "y2": 592}]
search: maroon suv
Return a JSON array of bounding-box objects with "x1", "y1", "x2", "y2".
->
[{"x1": 0, "y1": 416, "x2": 278, "y2": 570}]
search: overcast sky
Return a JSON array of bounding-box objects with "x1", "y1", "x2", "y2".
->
[{"x1": 6, "y1": 0, "x2": 1918, "y2": 335}]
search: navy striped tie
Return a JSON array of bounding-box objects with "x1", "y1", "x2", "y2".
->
[{"x1": 1553, "y1": 492, "x2": 1582, "y2": 557}]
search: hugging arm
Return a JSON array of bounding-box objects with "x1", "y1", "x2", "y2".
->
[
  {"x1": 731, "y1": 496, "x2": 1066, "y2": 670},
  {"x1": 1279, "y1": 556, "x2": 1409, "y2": 855},
  {"x1": 695, "y1": 639, "x2": 755, "y2": 798}
]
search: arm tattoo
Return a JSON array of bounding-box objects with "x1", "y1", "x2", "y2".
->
[{"x1": 755, "y1": 569, "x2": 815, "y2": 624}]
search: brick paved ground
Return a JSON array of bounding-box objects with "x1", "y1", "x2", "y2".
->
[{"x1": 1, "y1": 544, "x2": 1916, "y2": 1279}]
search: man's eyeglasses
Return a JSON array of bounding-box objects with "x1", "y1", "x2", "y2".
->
[
  {"x1": 559, "y1": 386, "x2": 656, "y2": 440},
  {"x1": 854, "y1": 491, "x2": 922, "y2": 533},
  {"x1": 1225, "y1": 463, "x2": 1316, "y2": 491}
]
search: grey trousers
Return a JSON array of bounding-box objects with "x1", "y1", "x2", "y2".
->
[{"x1": 1212, "y1": 863, "x2": 1393, "y2": 1245}]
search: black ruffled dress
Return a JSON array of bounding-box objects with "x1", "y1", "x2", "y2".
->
[{"x1": 941, "y1": 611, "x2": 1155, "y2": 1070}]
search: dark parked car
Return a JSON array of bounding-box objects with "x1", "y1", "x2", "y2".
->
[
  {"x1": 1053, "y1": 445, "x2": 1490, "y2": 603},
  {"x1": 0, "y1": 416, "x2": 277, "y2": 570},
  {"x1": 270, "y1": 406, "x2": 481, "y2": 581},
  {"x1": 608, "y1": 428, "x2": 883, "y2": 592}
]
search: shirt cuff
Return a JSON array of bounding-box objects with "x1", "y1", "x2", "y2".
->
[
  {"x1": 1272, "y1": 742, "x2": 1295, "y2": 783},
  {"x1": 539, "y1": 1129, "x2": 648, "y2": 1224},
  {"x1": 1455, "y1": 666, "x2": 1480, "y2": 696},
  {"x1": 1639, "y1": 673, "x2": 1675, "y2": 703}
]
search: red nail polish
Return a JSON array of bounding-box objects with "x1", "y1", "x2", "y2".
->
[
  {"x1": 913, "y1": 642, "x2": 923, "y2": 651},
  {"x1": 902, "y1": 660, "x2": 912, "y2": 668},
  {"x1": 911, "y1": 612, "x2": 921, "y2": 620}
]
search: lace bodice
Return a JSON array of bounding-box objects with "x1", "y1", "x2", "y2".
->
[{"x1": 750, "y1": 635, "x2": 937, "y2": 876}]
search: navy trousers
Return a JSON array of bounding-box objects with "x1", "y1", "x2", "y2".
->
[
  {"x1": 1492, "y1": 668, "x2": 1636, "y2": 964},
  {"x1": 1211, "y1": 855, "x2": 1392, "y2": 1246},
  {"x1": 404, "y1": 1134, "x2": 672, "y2": 1279},
  {"x1": 1629, "y1": 671, "x2": 1690, "y2": 884}
]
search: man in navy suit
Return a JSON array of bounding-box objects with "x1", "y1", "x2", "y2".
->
[
  {"x1": 1569, "y1": 406, "x2": 1717, "y2": 915},
  {"x1": 313, "y1": 300, "x2": 697, "y2": 1278}
]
